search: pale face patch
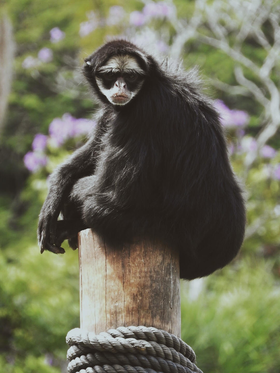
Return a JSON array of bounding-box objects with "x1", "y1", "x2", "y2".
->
[
  {"x1": 95, "y1": 55, "x2": 146, "y2": 106},
  {"x1": 98, "y1": 55, "x2": 145, "y2": 74}
]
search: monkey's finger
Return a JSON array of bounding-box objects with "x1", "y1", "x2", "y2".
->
[
  {"x1": 39, "y1": 229, "x2": 65, "y2": 254},
  {"x1": 55, "y1": 228, "x2": 79, "y2": 247},
  {"x1": 37, "y1": 225, "x2": 43, "y2": 250},
  {"x1": 68, "y1": 236, "x2": 78, "y2": 250},
  {"x1": 55, "y1": 222, "x2": 73, "y2": 246},
  {"x1": 39, "y1": 230, "x2": 47, "y2": 254},
  {"x1": 38, "y1": 218, "x2": 51, "y2": 252},
  {"x1": 49, "y1": 217, "x2": 59, "y2": 245},
  {"x1": 46, "y1": 242, "x2": 65, "y2": 254}
]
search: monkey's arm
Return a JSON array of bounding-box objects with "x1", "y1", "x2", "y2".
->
[
  {"x1": 38, "y1": 119, "x2": 106, "y2": 254},
  {"x1": 53, "y1": 175, "x2": 97, "y2": 250},
  {"x1": 38, "y1": 141, "x2": 94, "y2": 253}
]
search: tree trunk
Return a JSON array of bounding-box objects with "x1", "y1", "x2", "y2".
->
[
  {"x1": 0, "y1": 15, "x2": 14, "y2": 134},
  {"x1": 78, "y1": 229, "x2": 181, "y2": 336}
]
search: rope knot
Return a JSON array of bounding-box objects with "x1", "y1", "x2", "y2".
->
[{"x1": 66, "y1": 326, "x2": 203, "y2": 373}]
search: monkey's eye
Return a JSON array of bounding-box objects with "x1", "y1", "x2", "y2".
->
[
  {"x1": 98, "y1": 71, "x2": 116, "y2": 83},
  {"x1": 104, "y1": 72, "x2": 115, "y2": 80},
  {"x1": 124, "y1": 73, "x2": 138, "y2": 83}
]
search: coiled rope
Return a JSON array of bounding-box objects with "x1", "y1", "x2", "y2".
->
[{"x1": 66, "y1": 326, "x2": 203, "y2": 373}]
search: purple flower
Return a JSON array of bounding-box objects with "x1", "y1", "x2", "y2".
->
[
  {"x1": 49, "y1": 114, "x2": 73, "y2": 146},
  {"x1": 107, "y1": 6, "x2": 125, "y2": 26},
  {"x1": 32, "y1": 134, "x2": 48, "y2": 151},
  {"x1": 44, "y1": 354, "x2": 53, "y2": 366},
  {"x1": 79, "y1": 11, "x2": 98, "y2": 37},
  {"x1": 261, "y1": 145, "x2": 276, "y2": 159},
  {"x1": 228, "y1": 143, "x2": 235, "y2": 156},
  {"x1": 214, "y1": 100, "x2": 233, "y2": 126},
  {"x1": 143, "y1": 3, "x2": 158, "y2": 18},
  {"x1": 79, "y1": 21, "x2": 97, "y2": 37},
  {"x1": 273, "y1": 165, "x2": 280, "y2": 180},
  {"x1": 38, "y1": 48, "x2": 53, "y2": 63},
  {"x1": 237, "y1": 128, "x2": 245, "y2": 138},
  {"x1": 214, "y1": 100, "x2": 249, "y2": 127},
  {"x1": 50, "y1": 27, "x2": 65, "y2": 43},
  {"x1": 71, "y1": 118, "x2": 95, "y2": 136},
  {"x1": 129, "y1": 11, "x2": 147, "y2": 27},
  {"x1": 22, "y1": 56, "x2": 39, "y2": 69},
  {"x1": 231, "y1": 109, "x2": 249, "y2": 127},
  {"x1": 49, "y1": 114, "x2": 94, "y2": 146},
  {"x1": 143, "y1": 2, "x2": 175, "y2": 20},
  {"x1": 240, "y1": 136, "x2": 257, "y2": 153},
  {"x1": 240, "y1": 137, "x2": 277, "y2": 159},
  {"x1": 159, "y1": 2, "x2": 175, "y2": 18},
  {"x1": 24, "y1": 151, "x2": 48, "y2": 173},
  {"x1": 156, "y1": 40, "x2": 169, "y2": 53}
]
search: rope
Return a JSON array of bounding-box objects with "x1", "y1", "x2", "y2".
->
[{"x1": 66, "y1": 326, "x2": 203, "y2": 373}]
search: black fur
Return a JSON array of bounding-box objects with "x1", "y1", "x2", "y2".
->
[{"x1": 38, "y1": 40, "x2": 246, "y2": 280}]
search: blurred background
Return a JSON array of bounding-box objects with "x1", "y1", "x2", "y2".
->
[{"x1": 1, "y1": 0, "x2": 280, "y2": 372}]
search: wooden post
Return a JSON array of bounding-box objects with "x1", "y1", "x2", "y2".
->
[{"x1": 78, "y1": 229, "x2": 181, "y2": 337}]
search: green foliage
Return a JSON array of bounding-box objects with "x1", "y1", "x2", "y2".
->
[
  {"x1": 0, "y1": 355, "x2": 60, "y2": 373},
  {"x1": 1, "y1": 0, "x2": 280, "y2": 371},
  {"x1": 181, "y1": 261, "x2": 280, "y2": 373},
  {"x1": 0, "y1": 226, "x2": 79, "y2": 369}
]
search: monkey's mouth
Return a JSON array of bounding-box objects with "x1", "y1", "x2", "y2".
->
[{"x1": 112, "y1": 94, "x2": 130, "y2": 104}]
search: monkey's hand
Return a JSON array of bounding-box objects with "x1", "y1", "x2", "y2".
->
[
  {"x1": 37, "y1": 200, "x2": 65, "y2": 254},
  {"x1": 55, "y1": 220, "x2": 89, "y2": 250},
  {"x1": 38, "y1": 205, "x2": 88, "y2": 253}
]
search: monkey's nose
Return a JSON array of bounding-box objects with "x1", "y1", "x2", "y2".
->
[{"x1": 115, "y1": 77, "x2": 126, "y2": 89}]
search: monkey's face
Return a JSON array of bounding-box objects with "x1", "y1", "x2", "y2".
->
[{"x1": 93, "y1": 55, "x2": 146, "y2": 106}]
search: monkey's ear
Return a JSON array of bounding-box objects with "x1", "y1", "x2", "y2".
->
[{"x1": 84, "y1": 58, "x2": 92, "y2": 66}]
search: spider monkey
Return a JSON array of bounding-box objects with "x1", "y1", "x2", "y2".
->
[{"x1": 38, "y1": 39, "x2": 246, "y2": 280}]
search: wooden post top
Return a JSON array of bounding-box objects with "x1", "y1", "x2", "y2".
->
[{"x1": 78, "y1": 229, "x2": 181, "y2": 337}]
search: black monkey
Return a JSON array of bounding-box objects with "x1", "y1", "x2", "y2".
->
[{"x1": 38, "y1": 39, "x2": 246, "y2": 280}]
